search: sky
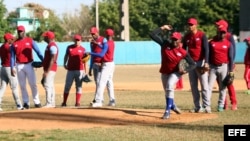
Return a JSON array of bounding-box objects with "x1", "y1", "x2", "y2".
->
[{"x1": 3, "y1": 0, "x2": 95, "y2": 16}]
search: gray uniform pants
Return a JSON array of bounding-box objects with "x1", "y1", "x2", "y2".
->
[
  {"x1": 43, "y1": 71, "x2": 56, "y2": 106},
  {"x1": 161, "y1": 72, "x2": 181, "y2": 99},
  {"x1": 188, "y1": 67, "x2": 210, "y2": 109},
  {"x1": 0, "y1": 67, "x2": 22, "y2": 108},
  {"x1": 208, "y1": 64, "x2": 228, "y2": 108},
  {"x1": 94, "y1": 62, "x2": 115, "y2": 103}
]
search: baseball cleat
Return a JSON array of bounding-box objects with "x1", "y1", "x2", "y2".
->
[
  {"x1": 61, "y1": 103, "x2": 67, "y2": 107},
  {"x1": 162, "y1": 112, "x2": 170, "y2": 119},
  {"x1": 91, "y1": 102, "x2": 102, "y2": 107},
  {"x1": 34, "y1": 103, "x2": 42, "y2": 108},
  {"x1": 23, "y1": 103, "x2": 30, "y2": 109},
  {"x1": 171, "y1": 107, "x2": 181, "y2": 114}
]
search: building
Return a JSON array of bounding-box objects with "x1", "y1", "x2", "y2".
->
[{"x1": 10, "y1": 7, "x2": 40, "y2": 33}]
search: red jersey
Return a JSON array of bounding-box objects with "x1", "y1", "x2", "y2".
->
[
  {"x1": 209, "y1": 38, "x2": 231, "y2": 65},
  {"x1": 103, "y1": 39, "x2": 115, "y2": 62},
  {"x1": 12, "y1": 37, "x2": 34, "y2": 63},
  {"x1": 91, "y1": 36, "x2": 104, "y2": 63},
  {"x1": 43, "y1": 42, "x2": 58, "y2": 72},
  {"x1": 0, "y1": 43, "x2": 12, "y2": 67},
  {"x1": 66, "y1": 44, "x2": 86, "y2": 70},
  {"x1": 183, "y1": 30, "x2": 205, "y2": 61},
  {"x1": 160, "y1": 45, "x2": 187, "y2": 74},
  {"x1": 244, "y1": 47, "x2": 250, "y2": 65}
]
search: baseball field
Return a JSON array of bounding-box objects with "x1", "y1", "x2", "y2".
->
[{"x1": 0, "y1": 64, "x2": 249, "y2": 141}]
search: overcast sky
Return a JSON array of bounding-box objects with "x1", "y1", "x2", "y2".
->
[{"x1": 3, "y1": 0, "x2": 95, "y2": 16}]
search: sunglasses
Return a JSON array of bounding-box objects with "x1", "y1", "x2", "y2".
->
[{"x1": 188, "y1": 23, "x2": 194, "y2": 26}]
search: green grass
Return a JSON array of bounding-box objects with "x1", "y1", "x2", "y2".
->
[{"x1": 0, "y1": 89, "x2": 250, "y2": 141}]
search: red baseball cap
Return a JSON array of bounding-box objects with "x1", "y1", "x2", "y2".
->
[
  {"x1": 17, "y1": 25, "x2": 25, "y2": 31},
  {"x1": 4, "y1": 33, "x2": 14, "y2": 40},
  {"x1": 105, "y1": 29, "x2": 114, "y2": 36},
  {"x1": 218, "y1": 26, "x2": 227, "y2": 32},
  {"x1": 171, "y1": 32, "x2": 182, "y2": 40},
  {"x1": 42, "y1": 31, "x2": 55, "y2": 39},
  {"x1": 216, "y1": 19, "x2": 228, "y2": 28},
  {"x1": 244, "y1": 37, "x2": 250, "y2": 42},
  {"x1": 90, "y1": 27, "x2": 99, "y2": 34},
  {"x1": 74, "y1": 34, "x2": 82, "y2": 40},
  {"x1": 188, "y1": 18, "x2": 198, "y2": 25}
]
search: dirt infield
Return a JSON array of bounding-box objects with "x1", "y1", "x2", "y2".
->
[{"x1": 0, "y1": 64, "x2": 246, "y2": 130}]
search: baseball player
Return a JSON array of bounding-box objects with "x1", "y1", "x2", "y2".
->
[
  {"x1": 41, "y1": 31, "x2": 58, "y2": 108},
  {"x1": 10, "y1": 25, "x2": 44, "y2": 109},
  {"x1": 149, "y1": 25, "x2": 195, "y2": 119},
  {"x1": 244, "y1": 37, "x2": 250, "y2": 94},
  {"x1": 88, "y1": 27, "x2": 108, "y2": 105},
  {"x1": 88, "y1": 28, "x2": 116, "y2": 107},
  {"x1": 215, "y1": 19, "x2": 237, "y2": 110},
  {"x1": 0, "y1": 33, "x2": 23, "y2": 111},
  {"x1": 61, "y1": 34, "x2": 86, "y2": 107},
  {"x1": 182, "y1": 18, "x2": 211, "y2": 113},
  {"x1": 208, "y1": 26, "x2": 234, "y2": 112}
]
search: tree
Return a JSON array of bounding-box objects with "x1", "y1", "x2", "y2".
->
[
  {"x1": 60, "y1": 4, "x2": 94, "y2": 41},
  {"x1": 93, "y1": 0, "x2": 239, "y2": 41},
  {"x1": 0, "y1": 0, "x2": 14, "y2": 43}
]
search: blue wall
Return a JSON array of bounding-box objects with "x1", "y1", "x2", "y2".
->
[{"x1": 30, "y1": 41, "x2": 248, "y2": 65}]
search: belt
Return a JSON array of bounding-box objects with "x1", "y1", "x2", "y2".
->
[
  {"x1": 17, "y1": 62, "x2": 31, "y2": 64},
  {"x1": 212, "y1": 63, "x2": 226, "y2": 67}
]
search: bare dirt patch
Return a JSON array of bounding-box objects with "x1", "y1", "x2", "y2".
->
[
  {"x1": 0, "y1": 107, "x2": 217, "y2": 131},
  {"x1": 0, "y1": 64, "x2": 246, "y2": 131}
]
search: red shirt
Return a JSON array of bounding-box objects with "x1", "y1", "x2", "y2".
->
[
  {"x1": 183, "y1": 30, "x2": 205, "y2": 61},
  {"x1": 103, "y1": 39, "x2": 115, "y2": 62},
  {"x1": 12, "y1": 37, "x2": 34, "y2": 63},
  {"x1": 66, "y1": 44, "x2": 86, "y2": 70},
  {"x1": 244, "y1": 47, "x2": 250, "y2": 65},
  {"x1": 43, "y1": 42, "x2": 58, "y2": 72},
  {"x1": 91, "y1": 36, "x2": 104, "y2": 63},
  {"x1": 209, "y1": 38, "x2": 231, "y2": 65},
  {"x1": 160, "y1": 45, "x2": 187, "y2": 74},
  {"x1": 0, "y1": 43, "x2": 12, "y2": 67}
]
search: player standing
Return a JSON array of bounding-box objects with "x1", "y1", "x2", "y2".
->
[
  {"x1": 61, "y1": 34, "x2": 87, "y2": 107},
  {"x1": 10, "y1": 25, "x2": 44, "y2": 109},
  {"x1": 0, "y1": 33, "x2": 23, "y2": 111},
  {"x1": 88, "y1": 27, "x2": 108, "y2": 105},
  {"x1": 243, "y1": 37, "x2": 250, "y2": 94},
  {"x1": 149, "y1": 25, "x2": 195, "y2": 119},
  {"x1": 89, "y1": 28, "x2": 116, "y2": 107},
  {"x1": 182, "y1": 18, "x2": 211, "y2": 113},
  {"x1": 208, "y1": 26, "x2": 234, "y2": 112},
  {"x1": 41, "y1": 31, "x2": 58, "y2": 108},
  {"x1": 215, "y1": 19, "x2": 237, "y2": 110}
]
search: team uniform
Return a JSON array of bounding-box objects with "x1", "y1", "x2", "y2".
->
[
  {"x1": 149, "y1": 26, "x2": 195, "y2": 119},
  {"x1": 90, "y1": 29, "x2": 116, "y2": 107},
  {"x1": 215, "y1": 20, "x2": 237, "y2": 110},
  {"x1": 89, "y1": 36, "x2": 105, "y2": 86},
  {"x1": 244, "y1": 37, "x2": 250, "y2": 94},
  {"x1": 42, "y1": 31, "x2": 58, "y2": 108},
  {"x1": 0, "y1": 33, "x2": 23, "y2": 111},
  {"x1": 10, "y1": 25, "x2": 44, "y2": 109},
  {"x1": 208, "y1": 28, "x2": 234, "y2": 112},
  {"x1": 183, "y1": 18, "x2": 210, "y2": 113},
  {"x1": 62, "y1": 35, "x2": 86, "y2": 107}
]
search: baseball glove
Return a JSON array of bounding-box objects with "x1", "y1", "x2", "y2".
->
[
  {"x1": 41, "y1": 77, "x2": 45, "y2": 87},
  {"x1": 223, "y1": 72, "x2": 234, "y2": 86},
  {"x1": 82, "y1": 54, "x2": 90, "y2": 63},
  {"x1": 178, "y1": 58, "x2": 195, "y2": 74},
  {"x1": 32, "y1": 61, "x2": 43, "y2": 68},
  {"x1": 82, "y1": 75, "x2": 92, "y2": 83},
  {"x1": 196, "y1": 67, "x2": 209, "y2": 74}
]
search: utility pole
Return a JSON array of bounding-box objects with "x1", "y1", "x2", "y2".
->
[
  {"x1": 120, "y1": 0, "x2": 130, "y2": 41},
  {"x1": 95, "y1": 0, "x2": 99, "y2": 30}
]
